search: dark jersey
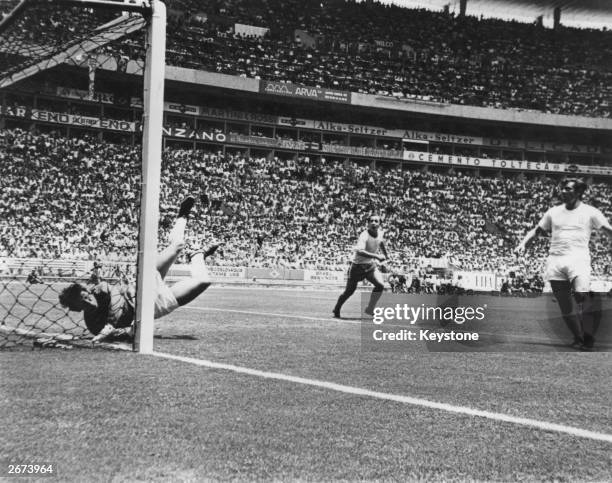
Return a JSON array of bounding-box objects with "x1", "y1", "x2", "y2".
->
[{"x1": 84, "y1": 282, "x2": 135, "y2": 335}]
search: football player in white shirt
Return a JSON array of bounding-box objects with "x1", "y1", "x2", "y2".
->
[
  {"x1": 516, "y1": 179, "x2": 612, "y2": 350},
  {"x1": 333, "y1": 214, "x2": 389, "y2": 318}
]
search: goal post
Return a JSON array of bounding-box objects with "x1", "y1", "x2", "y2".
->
[
  {"x1": 0, "y1": 0, "x2": 166, "y2": 352},
  {"x1": 135, "y1": 0, "x2": 165, "y2": 354}
]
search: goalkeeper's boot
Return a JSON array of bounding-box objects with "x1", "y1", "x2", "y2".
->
[
  {"x1": 187, "y1": 243, "x2": 223, "y2": 262},
  {"x1": 204, "y1": 243, "x2": 223, "y2": 259},
  {"x1": 178, "y1": 196, "x2": 196, "y2": 219}
]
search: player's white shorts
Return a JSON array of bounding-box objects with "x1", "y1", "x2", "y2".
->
[
  {"x1": 544, "y1": 255, "x2": 591, "y2": 292},
  {"x1": 154, "y1": 271, "x2": 179, "y2": 318}
]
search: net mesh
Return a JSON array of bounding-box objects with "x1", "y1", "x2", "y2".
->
[
  {"x1": 0, "y1": 0, "x2": 151, "y2": 350},
  {"x1": 0, "y1": 0, "x2": 148, "y2": 88},
  {"x1": 0, "y1": 258, "x2": 135, "y2": 349}
]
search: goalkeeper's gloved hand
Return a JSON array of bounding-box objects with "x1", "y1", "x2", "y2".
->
[{"x1": 92, "y1": 324, "x2": 133, "y2": 343}]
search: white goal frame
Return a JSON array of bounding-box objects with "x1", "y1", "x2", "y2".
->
[
  {"x1": 0, "y1": 0, "x2": 166, "y2": 353},
  {"x1": 135, "y1": 0, "x2": 166, "y2": 354}
]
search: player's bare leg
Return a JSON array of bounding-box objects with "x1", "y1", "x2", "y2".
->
[
  {"x1": 170, "y1": 251, "x2": 212, "y2": 306},
  {"x1": 158, "y1": 195, "x2": 220, "y2": 306},
  {"x1": 550, "y1": 280, "x2": 583, "y2": 347},
  {"x1": 157, "y1": 196, "x2": 195, "y2": 279},
  {"x1": 157, "y1": 242, "x2": 184, "y2": 280}
]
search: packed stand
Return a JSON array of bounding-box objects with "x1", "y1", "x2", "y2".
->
[
  {"x1": 154, "y1": 0, "x2": 612, "y2": 117},
  {"x1": 3, "y1": 0, "x2": 611, "y2": 116},
  {"x1": 2, "y1": 129, "x2": 611, "y2": 283},
  {"x1": 0, "y1": 129, "x2": 140, "y2": 262}
]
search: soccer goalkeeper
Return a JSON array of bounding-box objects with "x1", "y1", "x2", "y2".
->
[{"x1": 58, "y1": 196, "x2": 219, "y2": 342}]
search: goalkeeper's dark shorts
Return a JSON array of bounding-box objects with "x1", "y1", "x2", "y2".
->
[{"x1": 348, "y1": 262, "x2": 377, "y2": 282}]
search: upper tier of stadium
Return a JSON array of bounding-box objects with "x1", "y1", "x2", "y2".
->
[
  {"x1": 1, "y1": 0, "x2": 610, "y2": 118},
  {"x1": 88, "y1": 0, "x2": 612, "y2": 118}
]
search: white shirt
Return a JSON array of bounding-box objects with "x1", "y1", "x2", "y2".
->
[
  {"x1": 538, "y1": 203, "x2": 609, "y2": 257},
  {"x1": 353, "y1": 229, "x2": 384, "y2": 264}
]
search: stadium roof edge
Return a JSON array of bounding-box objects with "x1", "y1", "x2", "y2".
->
[
  {"x1": 164, "y1": 66, "x2": 612, "y2": 131},
  {"x1": 166, "y1": 66, "x2": 260, "y2": 94},
  {"x1": 350, "y1": 93, "x2": 612, "y2": 130}
]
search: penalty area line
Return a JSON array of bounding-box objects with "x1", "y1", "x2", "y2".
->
[
  {"x1": 184, "y1": 306, "x2": 361, "y2": 324},
  {"x1": 152, "y1": 351, "x2": 612, "y2": 444}
]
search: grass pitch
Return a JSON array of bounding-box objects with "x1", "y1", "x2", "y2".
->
[{"x1": 2, "y1": 287, "x2": 611, "y2": 481}]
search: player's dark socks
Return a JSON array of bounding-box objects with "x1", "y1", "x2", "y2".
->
[
  {"x1": 178, "y1": 196, "x2": 195, "y2": 218},
  {"x1": 333, "y1": 309, "x2": 341, "y2": 318},
  {"x1": 580, "y1": 334, "x2": 595, "y2": 351},
  {"x1": 334, "y1": 292, "x2": 351, "y2": 314},
  {"x1": 569, "y1": 337, "x2": 584, "y2": 349}
]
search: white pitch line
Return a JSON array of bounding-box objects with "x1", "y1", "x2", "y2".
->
[
  {"x1": 209, "y1": 285, "x2": 345, "y2": 296},
  {"x1": 184, "y1": 306, "x2": 361, "y2": 324},
  {"x1": 152, "y1": 351, "x2": 612, "y2": 444}
]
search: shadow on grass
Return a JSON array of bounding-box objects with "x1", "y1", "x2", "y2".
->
[
  {"x1": 519, "y1": 341, "x2": 579, "y2": 351},
  {"x1": 154, "y1": 334, "x2": 199, "y2": 340}
]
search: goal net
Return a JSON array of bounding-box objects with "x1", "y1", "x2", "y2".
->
[{"x1": 0, "y1": 0, "x2": 165, "y2": 351}]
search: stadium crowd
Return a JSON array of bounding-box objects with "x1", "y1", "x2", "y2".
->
[
  {"x1": 2, "y1": 128, "x2": 611, "y2": 282},
  {"x1": 3, "y1": 0, "x2": 610, "y2": 117},
  {"x1": 156, "y1": 0, "x2": 612, "y2": 117}
]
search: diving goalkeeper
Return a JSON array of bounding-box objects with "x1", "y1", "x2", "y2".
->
[{"x1": 58, "y1": 196, "x2": 219, "y2": 342}]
